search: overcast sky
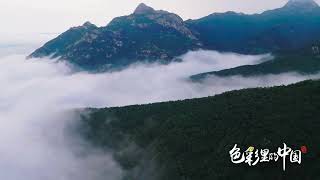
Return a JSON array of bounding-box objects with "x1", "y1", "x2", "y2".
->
[{"x1": 0, "y1": 0, "x2": 319, "y2": 40}]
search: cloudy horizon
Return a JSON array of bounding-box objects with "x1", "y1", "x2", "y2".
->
[{"x1": 2, "y1": 0, "x2": 319, "y2": 36}]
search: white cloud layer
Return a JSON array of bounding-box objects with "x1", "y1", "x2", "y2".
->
[{"x1": 0, "y1": 50, "x2": 319, "y2": 180}]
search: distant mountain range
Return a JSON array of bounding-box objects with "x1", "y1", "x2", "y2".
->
[{"x1": 29, "y1": 0, "x2": 320, "y2": 70}]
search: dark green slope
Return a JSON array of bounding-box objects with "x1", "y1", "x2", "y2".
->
[
  {"x1": 190, "y1": 55, "x2": 320, "y2": 81},
  {"x1": 187, "y1": 0, "x2": 320, "y2": 54},
  {"x1": 186, "y1": 12, "x2": 258, "y2": 53},
  {"x1": 80, "y1": 80, "x2": 320, "y2": 180}
]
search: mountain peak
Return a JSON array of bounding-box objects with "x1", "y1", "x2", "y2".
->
[
  {"x1": 284, "y1": 0, "x2": 319, "y2": 9},
  {"x1": 83, "y1": 21, "x2": 95, "y2": 27},
  {"x1": 134, "y1": 3, "x2": 155, "y2": 14}
]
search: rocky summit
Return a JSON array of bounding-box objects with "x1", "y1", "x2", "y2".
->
[{"x1": 133, "y1": 3, "x2": 156, "y2": 14}]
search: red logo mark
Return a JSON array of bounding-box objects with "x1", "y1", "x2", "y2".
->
[{"x1": 300, "y1": 146, "x2": 308, "y2": 154}]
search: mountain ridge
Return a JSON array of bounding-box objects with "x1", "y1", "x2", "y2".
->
[
  {"x1": 29, "y1": 1, "x2": 320, "y2": 70},
  {"x1": 30, "y1": 3, "x2": 201, "y2": 70}
]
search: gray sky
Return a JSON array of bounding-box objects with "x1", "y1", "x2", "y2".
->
[{"x1": 0, "y1": 0, "x2": 319, "y2": 40}]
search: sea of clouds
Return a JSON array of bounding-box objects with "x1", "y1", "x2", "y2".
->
[{"x1": 0, "y1": 45, "x2": 319, "y2": 180}]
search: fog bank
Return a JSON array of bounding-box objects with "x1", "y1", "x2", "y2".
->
[{"x1": 0, "y1": 50, "x2": 318, "y2": 180}]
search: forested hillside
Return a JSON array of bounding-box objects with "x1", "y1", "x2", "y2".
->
[
  {"x1": 79, "y1": 80, "x2": 320, "y2": 180},
  {"x1": 191, "y1": 55, "x2": 320, "y2": 81}
]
